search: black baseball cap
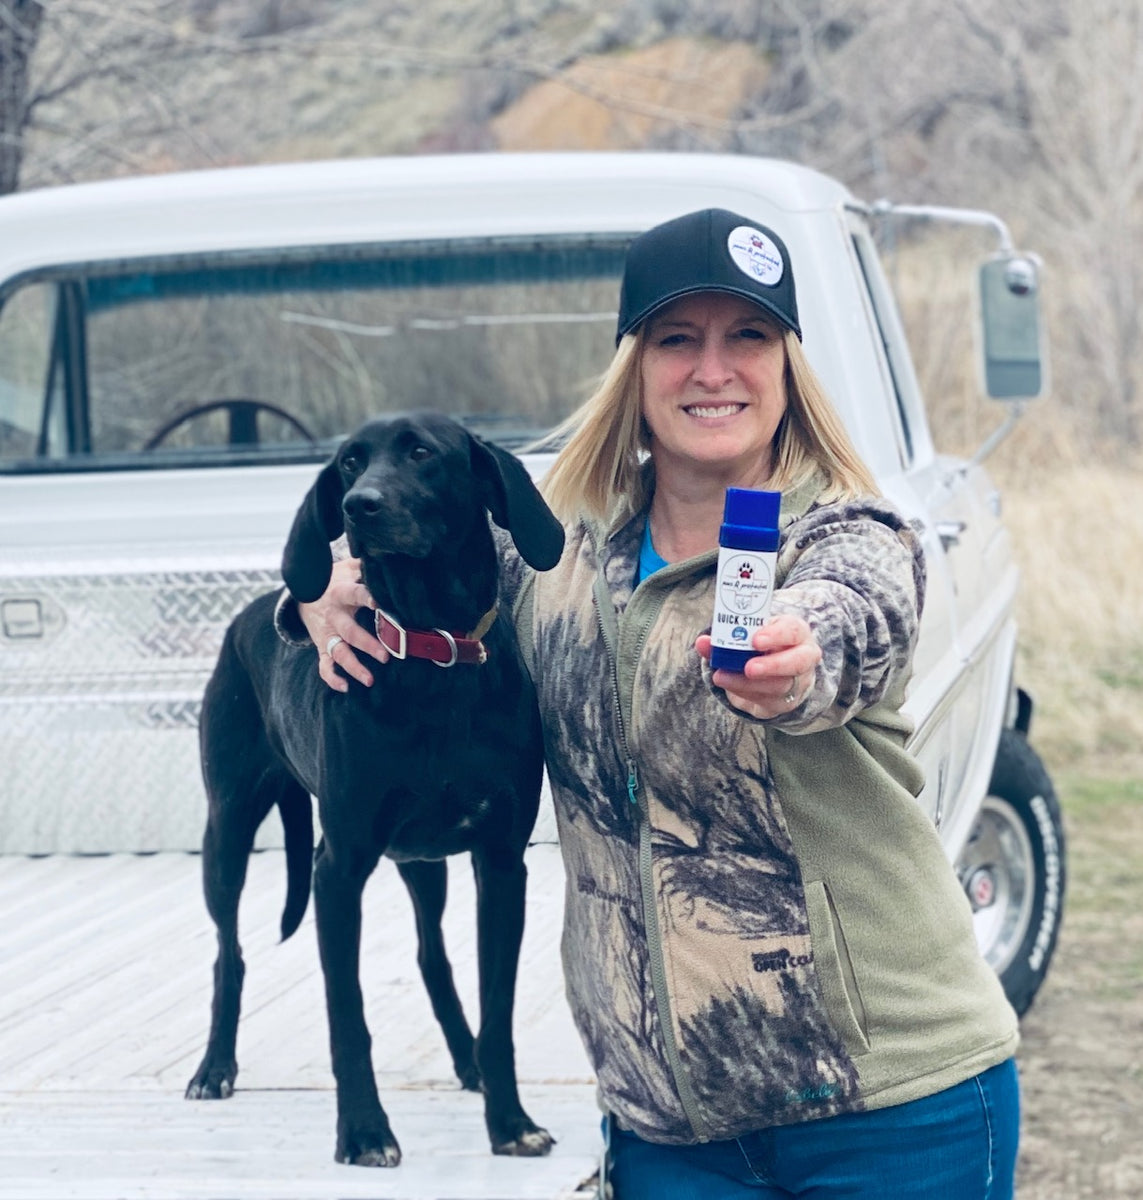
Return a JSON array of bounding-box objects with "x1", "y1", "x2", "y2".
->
[{"x1": 616, "y1": 207, "x2": 801, "y2": 344}]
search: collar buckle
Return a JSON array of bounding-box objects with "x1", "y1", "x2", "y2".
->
[{"x1": 375, "y1": 609, "x2": 407, "y2": 659}]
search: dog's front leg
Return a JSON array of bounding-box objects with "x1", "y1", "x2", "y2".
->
[
  {"x1": 472, "y1": 848, "x2": 554, "y2": 1158},
  {"x1": 313, "y1": 844, "x2": 400, "y2": 1167}
]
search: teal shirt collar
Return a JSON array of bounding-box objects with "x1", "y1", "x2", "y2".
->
[{"x1": 637, "y1": 519, "x2": 669, "y2": 585}]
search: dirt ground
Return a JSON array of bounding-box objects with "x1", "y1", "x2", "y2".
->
[{"x1": 1013, "y1": 777, "x2": 1143, "y2": 1198}]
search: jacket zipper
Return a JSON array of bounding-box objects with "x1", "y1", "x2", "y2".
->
[{"x1": 591, "y1": 562, "x2": 711, "y2": 1142}]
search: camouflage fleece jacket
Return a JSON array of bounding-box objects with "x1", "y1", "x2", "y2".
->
[{"x1": 508, "y1": 472, "x2": 1018, "y2": 1145}]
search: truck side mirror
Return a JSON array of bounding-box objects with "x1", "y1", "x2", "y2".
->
[{"x1": 978, "y1": 255, "x2": 1047, "y2": 401}]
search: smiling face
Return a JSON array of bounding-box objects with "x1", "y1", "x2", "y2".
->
[{"x1": 639, "y1": 292, "x2": 789, "y2": 489}]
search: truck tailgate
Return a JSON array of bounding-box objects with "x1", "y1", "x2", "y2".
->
[{"x1": 0, "y1": 843, "x2": 601, "y2": 1200}]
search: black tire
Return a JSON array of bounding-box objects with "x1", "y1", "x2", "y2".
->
[{"x1": 955, "y1": 729, "x2": 1066, "y2": 1017}]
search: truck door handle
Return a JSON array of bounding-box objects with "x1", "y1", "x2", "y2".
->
[
  {"x1": 935, "y1": 520, "x2": 966, "y2": 551},
  {"x1": 934, "y1": 754, "x2": 948, "y2": 830}
]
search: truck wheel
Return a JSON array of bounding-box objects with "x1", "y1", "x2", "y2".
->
[{"x1": 955, "y1": 729, "x2": 1066, "y2": 1016}]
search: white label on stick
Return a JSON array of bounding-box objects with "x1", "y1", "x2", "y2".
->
[{"x1": 710, "y1": 547, "x2": 776, "y2": 651}]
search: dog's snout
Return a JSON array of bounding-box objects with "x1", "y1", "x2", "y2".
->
[
  {"x1": 344, "y1": 487, "x2": 384, "y2": 521},
  {"x1": 341, "y1": 473, "x2": 434, "y2": 557}
]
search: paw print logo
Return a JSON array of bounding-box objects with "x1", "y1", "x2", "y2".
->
[{"x1": 719, "y1": 551, "x2": 773, "y2": 615}]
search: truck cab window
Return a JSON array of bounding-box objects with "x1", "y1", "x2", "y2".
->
[
  {"x1": 0, "y1": 281, "x2": 64, "y2": 465},
  {"x1": 850, "y1": 225, "x2": 919, "y2": 466},
  {"x1": 0, "y1": 240, "x2": 627, "y2": 473}
]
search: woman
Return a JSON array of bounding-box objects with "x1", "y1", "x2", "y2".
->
[{"x1": 288, "y1": 208, "x2": 1021, "y2": 1198}]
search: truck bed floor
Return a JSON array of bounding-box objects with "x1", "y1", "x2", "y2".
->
[{"x1": 0, "y1": 843, "x2": 601, "y2": 1199}]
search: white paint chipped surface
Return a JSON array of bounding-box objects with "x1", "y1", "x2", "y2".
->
[{"x1": 0, "y1": 844, "x2": 600, "y2": 1199}]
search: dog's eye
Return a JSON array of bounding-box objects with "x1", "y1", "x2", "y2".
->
[
  {"x1": 339, "y1": 445, "x2": 367, "y2": 475},
  {"x1": 409, "y1": 445, "x2": 433, "y2": 462}
]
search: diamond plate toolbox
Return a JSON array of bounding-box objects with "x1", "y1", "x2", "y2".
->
[{"x1": 0, "y1": 559, "x2": 284, "y2": 854}]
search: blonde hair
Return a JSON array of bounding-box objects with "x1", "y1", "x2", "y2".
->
[{"x1": 540, "y1": 326, "x2": 879, "y2": 523}]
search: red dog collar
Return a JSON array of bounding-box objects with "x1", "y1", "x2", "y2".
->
[{"x1": 375, "y1": 608, "x2": 493, "y2": 668}]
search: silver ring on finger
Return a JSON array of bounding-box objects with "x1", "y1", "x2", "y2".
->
[
  {"x1": 783, "y1": 675, "x2": 799, "y2": 705},
  {"x1": 325, "y1": 634, "x2": 344, "y2": 656}
]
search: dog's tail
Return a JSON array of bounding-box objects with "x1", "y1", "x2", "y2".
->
[{"x1": 278, "y1": 783, "x2": 314, "y2": 942}]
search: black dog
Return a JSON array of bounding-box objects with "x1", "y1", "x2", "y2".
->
[{"x1": 185, "y1": 411, "x2": 564, "y2": 1167}]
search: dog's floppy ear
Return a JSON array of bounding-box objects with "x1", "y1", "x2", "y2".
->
[
  {"x1": 469, "y1": 435, "x2": 565, "y2": 571},
  {"x1": 281, "y1": 458, "x2": 346, "y2": 602}
]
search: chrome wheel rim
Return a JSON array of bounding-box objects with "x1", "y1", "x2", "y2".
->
[{"x1": 957, "y1": 794, "x2": 1036, "y2": 976}]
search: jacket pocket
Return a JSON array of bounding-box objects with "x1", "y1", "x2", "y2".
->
[{"x1": 804, "y1": 879, "x2": 871, "y2": 1057}]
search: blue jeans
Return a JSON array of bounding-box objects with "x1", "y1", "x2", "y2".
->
[{"x1": 607, "y1": 1058, "x2": 1020, "y2": 1200}]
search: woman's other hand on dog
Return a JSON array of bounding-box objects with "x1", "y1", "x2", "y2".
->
[{"x1": 299, "y1": 557, "x2": 389, "y2": 691}]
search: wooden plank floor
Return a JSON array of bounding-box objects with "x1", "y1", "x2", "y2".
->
[{"x1": 0, "y1": 844, "x2": 602, "y2": 1199}]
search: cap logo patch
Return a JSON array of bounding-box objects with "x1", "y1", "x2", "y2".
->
[{"x1": 727, "y1": 225, "x2": 784, "y2": 287}]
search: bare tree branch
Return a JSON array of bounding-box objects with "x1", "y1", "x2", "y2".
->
[{"x1": 0, "y1": 0, "x2": 44, "y2": 191}]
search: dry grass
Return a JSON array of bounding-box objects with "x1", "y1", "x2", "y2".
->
[
  {"x1": 1016, "y1": 776, "x2": 1143, "y2": 1198},
  {"x1": 994, "y1": 452, "x2": 1143, "y2": 778}
]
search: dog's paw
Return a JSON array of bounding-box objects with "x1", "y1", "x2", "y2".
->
[
  {"x1": 491, "y1": 1121, "x2": 555, "y2": 1157},
  {"x1": 185, "y1": 1078, "x2": 233, "y2": 1100},
  {"x1": 342, "y1": 1143, "x2": 402, "y2": 1168},
  {"x1": 185, "y1": 1060, "x2": 236, "y2": 1100},
  {"x1": 335, "y1": 1116, "x2": 402, "y2": 1168},
  {"x1": 456, "y1": 1061, "x2": 482, "y2": 1092}
]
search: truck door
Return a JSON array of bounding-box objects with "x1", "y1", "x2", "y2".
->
[{"x1": 846, "y1": 216, "x2": 1012, "y2": 852}]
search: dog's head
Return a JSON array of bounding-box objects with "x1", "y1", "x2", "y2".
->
[{"x1": 281, "y1": 412, "x2": 565, "y2": 603}]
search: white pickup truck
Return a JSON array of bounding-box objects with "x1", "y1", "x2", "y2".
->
[{"x1": 0, "y1": 152, "x2": 1064, "y2": 1200}]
